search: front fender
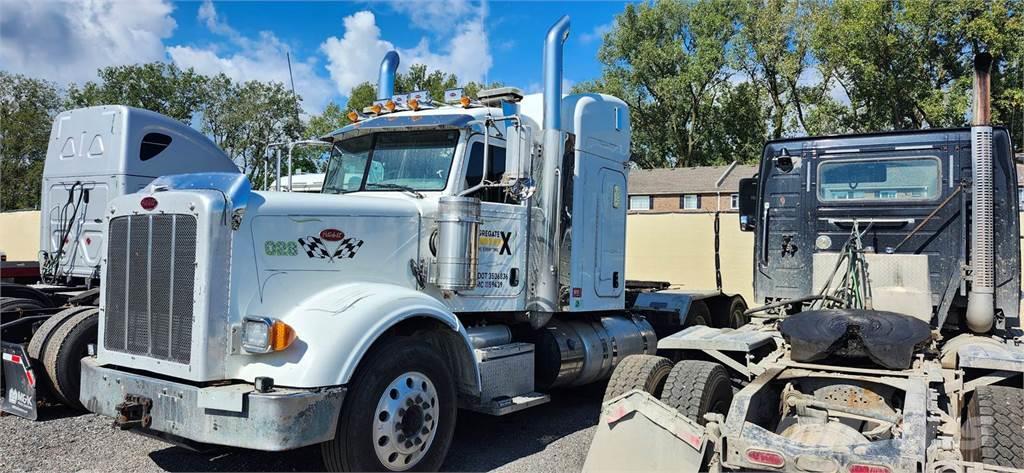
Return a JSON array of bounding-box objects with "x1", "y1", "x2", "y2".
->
[{"x1": 228, "y1": 282, "x2": 480, "y2": 393}]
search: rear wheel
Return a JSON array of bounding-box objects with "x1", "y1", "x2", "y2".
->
[
  {"x1": 602, "y1": 354, "x2": 674, "y2": 403},
  {"x1": 41, "y1": 308, "x2": 98, "y2": 410},
  {"x1": 27, "y1": 305, "x2": 95, "y2": 402},
  {"x1": 962, "y1": 384, "x2": 1024, "y2": 468},
  {"x1": 686, "y1": 301, "x2": 711, "y2": 327},
  {"x1": 0, "y1": 298, "x2": 47, "y2": 344},
  {"x1": 723, "y1": 297, "x2": 748, "y2": 328},
  {"x1": 660, "y1": 360, "x2": 732, "y2": 426},
  {"x1": 321, "y1": 336, "x2": 456, "y2": 472}
]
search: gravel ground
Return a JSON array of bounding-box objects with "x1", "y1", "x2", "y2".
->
[{"x1": 0, "y1": 383, "x2": 604, "y2": 472}]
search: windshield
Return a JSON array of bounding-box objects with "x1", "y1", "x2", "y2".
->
[{"x1": 322, "y1": 130, "x2": 460, "y2": 194}]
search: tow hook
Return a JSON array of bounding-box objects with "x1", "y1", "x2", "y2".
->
[{"x1": 114, "y1": 394, "x2": 153, "y2": 430}]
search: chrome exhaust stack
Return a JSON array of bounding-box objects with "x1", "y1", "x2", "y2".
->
[
  {"x1": 966, "y1": 52, "x2": 995, "y2": 333},
  {"x1": 527, "y1": 15, "x2": 571, "y2": 314},
  {"x1": 377, "y1": 51, "x2": 400, "y2": 100}
]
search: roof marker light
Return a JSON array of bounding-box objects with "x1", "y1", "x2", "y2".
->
[{"x1": 443, "y1": 88, "x2": 464, "y2": 104}]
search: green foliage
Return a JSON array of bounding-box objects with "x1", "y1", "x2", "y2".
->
[
  {"x1": 67, "y1": 63, "x2": 208, "y2": 123},
  {"x1": 1, "y1": 72, "x2": 62, "y2": 210},
  {"x1": 583, "y1": 0, "x2": 1024, "y2": 168},
  {"x1": 198, "y1": 79, "x2": 303, "y2": 189}
]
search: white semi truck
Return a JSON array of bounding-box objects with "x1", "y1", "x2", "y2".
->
[
  {"x1": 76, "y1": 17, "x2": 746, "y2": 471},
  {"x1": 1, "y1": 106, "x2": 237, "y2": 417}
]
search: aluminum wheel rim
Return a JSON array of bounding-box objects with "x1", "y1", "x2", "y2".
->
[{"x1": 372, "y1": 371, "x2": 439, "y2": 471}]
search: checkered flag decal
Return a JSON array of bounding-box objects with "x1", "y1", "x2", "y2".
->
[
  {"x1": 298, "y1": 237, "x2": 332, "y2": 259},
  {"x1": 333, "y1": 238, "x2": 364, "y2": 259}
]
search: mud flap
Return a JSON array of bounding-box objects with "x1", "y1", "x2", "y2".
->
[
  {"x1": 1, "y1": 342, "x2": 38, "y2": 420},
  {"x1": 582, "y1": 390, "x2": 707, "y2": 473}
]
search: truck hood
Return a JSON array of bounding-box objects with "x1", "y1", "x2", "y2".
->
[{"x1": 237, "y1": 191, "x2": 425, "y2": 318}]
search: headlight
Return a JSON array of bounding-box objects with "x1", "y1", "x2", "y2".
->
[{"x1": 242, "y1": 317, "x2": 296, "y2": 353}]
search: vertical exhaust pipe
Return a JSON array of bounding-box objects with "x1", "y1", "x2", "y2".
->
[
  {"x1": 543, "y1": 16, "x2": 570, "y2": 130},
  {"x1": 377, "y1": 51, "x2": 400, "y2": 100},
  {"x1": 528, "y1": 16, "x2": 571, "y2": 314},
  {"x1": 966, "y1": 52, "x2": 995, "y2": 333}
]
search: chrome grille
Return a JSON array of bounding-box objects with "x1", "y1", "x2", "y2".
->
[{"x1": 104, "y1": 214, "x2": 196, "y2": 364}]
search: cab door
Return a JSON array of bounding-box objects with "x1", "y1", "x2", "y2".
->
[{"x1": 594, "y1": 168, "x2": 626, "y2": 297}]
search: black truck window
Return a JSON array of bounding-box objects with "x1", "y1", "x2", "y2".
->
[{"x1": 817, "y1": 157, "x2": 940, "y2": 202}]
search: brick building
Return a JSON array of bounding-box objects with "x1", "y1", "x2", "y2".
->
[{"x1": 627, "y1": 163, "x2": 758, "y2": 213}]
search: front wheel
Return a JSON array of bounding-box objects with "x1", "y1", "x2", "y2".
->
[{"x1": 321, "y1": 336, "x2": 457, "y2": 472}]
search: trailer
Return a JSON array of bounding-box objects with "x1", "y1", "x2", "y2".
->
[
  {"x1": 583, "y1": 53, "x2": 1024, "y2": 472},
  {"x1": 1, "y1": 106, "x2": 237, "y2": 417},
  {"x1": 67, "y1": 17, "x2": 747, "y2": 471}
]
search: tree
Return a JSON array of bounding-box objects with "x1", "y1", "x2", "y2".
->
[
  {"x1": 67, "y1": 63, "x2": 208, "y2": 123},
  {"x1": 808, "y1": 0, "x2": 1024, "y2": 132},
  {"x1": 734, "y1": 0, "x2": 811, "y2": 138},
  {"x1": 0, "y1": 72, "x2": 62, "y2": 210},
  {"x1": 577, "y1": 0, "x2": 742, "y2": 167},
  {"x1": 200, "y1": 80, "x2": 303, "y2": 189}
]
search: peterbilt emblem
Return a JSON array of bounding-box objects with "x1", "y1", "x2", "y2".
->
[
  {"x1": 298, "y1": 231, "x2": 364, "y2": 261},
  {"x1": 320, "y1": 229, "x2": 345, "y2": 241}
]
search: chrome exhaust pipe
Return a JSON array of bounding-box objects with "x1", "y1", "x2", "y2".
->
[
  {"x1": 966, "y1": 52, "x2": 995, "y2": 333},
  {"x1": 377, "y1": 51, "x2": 400, "y2": 100},
  {"x1": 528, "y1": 16, "x2": 570, "y2": 314}
]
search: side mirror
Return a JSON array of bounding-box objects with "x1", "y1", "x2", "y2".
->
[{"x1": 738, "y1": 177, "x2": 758, "y2": 232}]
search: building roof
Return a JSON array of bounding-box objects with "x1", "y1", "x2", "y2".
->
[{"x1": 628, "y1": 163, "x2": 758, "y2": 195}]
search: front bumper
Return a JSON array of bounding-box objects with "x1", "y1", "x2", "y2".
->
[{"x1": 80, "y1": 357, "x2": 345, "y2": 451}]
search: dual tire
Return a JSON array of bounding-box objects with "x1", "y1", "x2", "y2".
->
[
  {"x1": 9, "y1": 301, "x2": 99, "y2": 411},
  {"x1": 603, "y1": 355, "x2": 733, "y2": 426}
]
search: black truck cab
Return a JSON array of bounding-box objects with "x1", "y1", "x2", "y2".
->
[{"x1": 739, "y1": 127, "x2": 1020, "y2": 333}]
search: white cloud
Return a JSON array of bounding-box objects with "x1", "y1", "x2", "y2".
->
[
  {"x1": 388, "y1": 0, "x2": 474, "y2": 31},
  {"x1": 321, "y1": 7, "x2": 492, "y2": 97},
  {"x1": 579, "y1": 21, "x2": 613, "y2": 45},
  {"x1": 167, "y1": 1, "x2": 334, "y2": 114},
  {"x1": 0, "y1": 0, "x2": 176, "y2": 84}
]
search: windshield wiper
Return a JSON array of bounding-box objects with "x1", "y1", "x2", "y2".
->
[{"x1": 366, "y1": 183, "x2": 424, "y2": 199}]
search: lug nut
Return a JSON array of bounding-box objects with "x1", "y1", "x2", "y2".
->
[
  {"x1": 415, "y1": 395, "x2": 423, "y2": 404},
  {"x1": 421, "y1": 427, "x2": 429, "y2": 435},
  {"x1": 398, "y1": 408, "x2": 405, "y2": 417},
  {"x1": 414, "y1": 437, "x2": 422, "y2": 445},
  {"x1": 405, "y1": 441, "x2": 413, "y2": 448},
  {"x1": 425, "y1": 414, "x2": 432, "y2": 422},
  {"x1": 406, "y1": 398, "x2": 414, "y2": 407}
]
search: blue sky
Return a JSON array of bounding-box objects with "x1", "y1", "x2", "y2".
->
[{"x1": 0, "y1": 0, "x2": 632, "y2": 114}]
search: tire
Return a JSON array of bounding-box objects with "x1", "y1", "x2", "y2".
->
[
  {"x1": 722, "y1": 297, "x2": 748, "y2": 328},
  {"x1": 41, "y1": 307, "x2": 98, "y2": 410},
  {"x1": 0, "y1": 298, "x2": 47, "y2": 344},
  {"x1": 660, "y1": 360, "x2": 733, "y2": 426},
  {"x1": 685, "y1": 301, "x2": 711, "y2": 327},
  {"x1": 27, "y1": 305, "x2": 95, "y2": 401},
  {"x1": 321, "y1": 336, "x2": 457, "y2": 472},
  {"x1": 0, "y1": 297, "x2": 45, "y2": 314},
  {"x1": 602, "y1": 355, "x2": 674, "y2": 403},
  {"x1": 962, "y1": 384, "x2": 1024, "y2": 468}
]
